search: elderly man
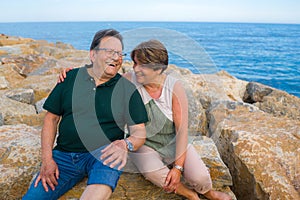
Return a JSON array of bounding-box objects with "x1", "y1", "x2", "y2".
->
[{"x1": 23, "y1": 29, "x2": 148, "y2": 200}]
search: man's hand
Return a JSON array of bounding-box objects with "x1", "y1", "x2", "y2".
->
[
  {"x1": 34, "y1": 159, "x2": 59, "y2": 192},
  {"x1": 163, "y1": 168, "x2": 181, "y2": 193},
  {"x1": 100, "y1": 140, "x2": 128, "y2": 170}
]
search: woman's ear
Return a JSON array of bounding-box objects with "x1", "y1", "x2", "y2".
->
[{"x1": 158, "y1": 68, "x2": 163, "y2": 74}]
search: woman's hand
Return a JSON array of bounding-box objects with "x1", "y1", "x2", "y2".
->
[
  {"x1": 163, "y1": 168, "x2": 182, "y2": 193},
  {"x1": 57, "y1": 67, "x2": 73, "y2": 83}
]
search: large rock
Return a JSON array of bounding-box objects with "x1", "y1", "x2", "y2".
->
[
  {"x1": 0, "y1": 124, "x2": 41, "y2": 200},
  {"x1": 0, "y1": 128, "x2": 235, "y2": 199},
  {"x1": 0, "y1": 91, "x2": 44, "y2": 126},
  {"x1": 0, "y1": 34, "x2": 33, "y2": 46},
  {"x1": 187, "y1": 71, "x2": 248, "y2": 110},
  {"x1": 14, "y1": 74, "x2": 58, "y2": 102},
  {"x1": 243, "y1": 82, "x2": 300, "y2": 121},
  {"x1": 2, "y1": 33, "x2": 300, "y2": 200},
  {"x1": 243, "y1": 82, "x2": 273, "y2": 103},
  {"x1": 60, "y1": 136, "x2": 236, "y2": 200},
  {"x1": 1, "y1": 54, "x2": 47, "y2": 77},
  {"x1": 0, "y1": 64, "x2": 26, "y2": 88},
  {"x1": 61, "y1": 173, "x2": 235, "y2": 200},
  {"x1": 167, "y1": 68, "x2": 207, "y2": 135},
  {"x1": 5, "y1": 88, "x2": 34, "y2": 104},
  {"x1": 192, "y1": 136, "x2": 233, "y2": 188},
  {"x1": 208, "y1": 101, "x2": 300, "y2": 200}
]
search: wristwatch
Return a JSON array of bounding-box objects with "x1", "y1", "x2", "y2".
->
[
  {"x1": 124, "y1": 138, "x2": 134, "y2": 151},
  {"x1": 174, "y1": 164, "x2": 184, "y2": 173}
]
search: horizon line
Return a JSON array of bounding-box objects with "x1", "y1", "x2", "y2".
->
[{"x1": 0, "y1": 20, "x2": 299, "y2": 25}]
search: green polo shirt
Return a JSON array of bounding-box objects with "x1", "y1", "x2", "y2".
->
[{"x1": 43, "y1": 65, "x2": 148, "y2": 152}]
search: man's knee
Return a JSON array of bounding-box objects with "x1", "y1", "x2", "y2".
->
[{"x1": 80, "y1": 184, "x2": 112, "y2": 200}]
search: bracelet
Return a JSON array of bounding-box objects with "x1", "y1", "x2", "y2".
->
[{"x1": 174, "y1": 164, "x2": 184, "y2": 172}]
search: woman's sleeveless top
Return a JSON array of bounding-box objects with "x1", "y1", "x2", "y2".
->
[{"x1": 130, "y1": 72, "x2": 178, "y2": 158}]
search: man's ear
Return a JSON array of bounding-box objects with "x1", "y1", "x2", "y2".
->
[{"x1": 90, "y1": 50, "x2": 95, "y2": 63}]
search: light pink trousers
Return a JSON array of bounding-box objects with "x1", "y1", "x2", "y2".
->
[{"x1": 129, "y1": 144, "x2": 212, "y2": 194}]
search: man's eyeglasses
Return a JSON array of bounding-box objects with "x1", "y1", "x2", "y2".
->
[{"x1": 94, "y1": 48, "x2": 127, "y2": 58}]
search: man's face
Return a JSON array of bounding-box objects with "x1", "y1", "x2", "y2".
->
[{"x1": 90, "y1": 36, "x2": 123, "y2": 79}]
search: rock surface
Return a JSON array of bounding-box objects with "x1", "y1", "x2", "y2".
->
[
  {"x1": 60, "y1": 137, "x2": 236, "y2": 200},
  {"x1": 1, "y1": 34, "x2": 299, "y2": 199},
  {"x1": 208, "y1": 101, "x2": 300, "y2": 199},
  {"x1": 0, "y1": 124, "x2": 41, "y2": 199}
]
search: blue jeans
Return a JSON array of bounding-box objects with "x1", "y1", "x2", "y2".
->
[{"x1": 23, "y1": 147, "x2": 122, "y2": 200}]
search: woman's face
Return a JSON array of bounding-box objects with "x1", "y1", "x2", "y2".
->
[{"x1": 133, "y1": 55, "x2": 161, "y2": 85}]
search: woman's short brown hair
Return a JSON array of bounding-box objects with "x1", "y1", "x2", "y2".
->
[{"x1": 131, "y1": 40, "x2": 168, "y2": 73}]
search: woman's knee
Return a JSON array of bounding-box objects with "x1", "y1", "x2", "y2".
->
[{"x1": 142, "y1": 168, "x2": 169, "y2": 188}]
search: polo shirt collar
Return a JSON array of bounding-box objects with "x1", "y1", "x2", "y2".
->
[{"x1": 83, "y1": 64, "x2": 121, "y2": 87}]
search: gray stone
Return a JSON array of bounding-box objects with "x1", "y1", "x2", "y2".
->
[
  {"x1": 0, "y1": 91, "x2": 44, "y2": 126},
  {"x1": 35, "y1": 97, "x2": 46, "y2": 114},
  {"x1": 243, "y1": 81, "x2": 273, "y2": 103},
  {"x1": 5, "y1": 88, "x2": 34, "y2": 104}
]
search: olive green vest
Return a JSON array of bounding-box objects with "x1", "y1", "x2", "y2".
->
[{"x1": 144, "y1": 99, "x2": 176, "y2": 158}]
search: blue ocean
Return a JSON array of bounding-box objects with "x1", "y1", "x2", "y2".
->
[{"x1": 0, "y1": 22, "x2": 299, "y2": 97}]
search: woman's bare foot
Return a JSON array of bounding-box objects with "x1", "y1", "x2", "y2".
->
[
  {"x1": 203, "y1": 190, "x2": 232, "y2": 200},
  {"x1": 189, "y1": 191, "x2": 201, "y2": 200}
]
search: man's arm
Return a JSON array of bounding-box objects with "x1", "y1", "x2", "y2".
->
[
  {"x1": 100, "y1": 123, "x2": 146, "y2": 170},
  {"x1": 34, "y1": 111, "x2": 60, "y2": 192}
]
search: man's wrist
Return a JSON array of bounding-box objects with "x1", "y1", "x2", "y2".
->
[{"x1": 124, "y1": 138, "x2": 134, "y2": 151}]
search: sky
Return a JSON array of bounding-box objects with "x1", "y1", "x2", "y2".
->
[{"x1": 1, "y1": 0, "x2": 299, "y2": 24}]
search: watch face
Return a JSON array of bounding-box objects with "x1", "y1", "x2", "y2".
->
[
  {"x1": 125, "y1": 139, "x2": 134, "y2": 151},
  {"x1": 128, "y1": 143, "x2": 134, "y2": 151}
]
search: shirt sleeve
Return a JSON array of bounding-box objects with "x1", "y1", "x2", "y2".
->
[
  {"x1": 127, "y1": 88, "x2": 148, "y2": 126},
  {"x1": 43, "y1": 82, "x2": 64, "y2": 116}
]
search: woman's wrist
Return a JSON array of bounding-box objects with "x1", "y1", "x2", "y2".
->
[{"x1": 173, "y1": 164, "x2": 184, "y2": 173}]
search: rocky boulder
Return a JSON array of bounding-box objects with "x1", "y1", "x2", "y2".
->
[
  {"x1": 60, "y1": 136, "x2": 235, "y2": 200},
  {"x1": 5, "y1": 88, "x2": 34, "y2": 104},
  {"x1": 0, "y1": 34, "x2": 34, "y2": 46},
  {"x1": 2, "y1": 33, "x2": 299, "y2": 200},
  {"x1": 0, "y1": 124, "x2": 41, "y2": 199},
  {"x1": 243, "y1": 82, "x2": 300, "y2": 120},
  {"x1": 0, "y1": 126, "x2": 235, "y2": 200},
  {"x1": 208, "y1": 101, "x2": 300, "y2": 200},
  {"x1": 187, "y1": 71, "x2": 248, "y2": 110},
  {"x1": 0, "y1": 91, "x2": 44, "y2": 126}
]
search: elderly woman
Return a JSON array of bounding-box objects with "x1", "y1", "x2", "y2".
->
[
  {"x1": 123, "y1": 40, "x2": 231, "y2": 200},
  {"x1": 59, "y1": 39, "x2": 232, "y2": 200}
]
